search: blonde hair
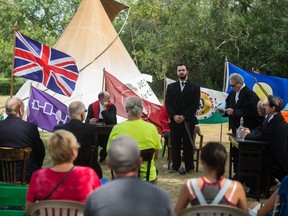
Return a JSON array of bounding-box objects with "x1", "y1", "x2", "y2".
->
[{"x1": 48, "y1": 130, "x2": 80, "y2": 165}]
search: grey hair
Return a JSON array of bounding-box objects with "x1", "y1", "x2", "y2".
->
[
  {"x1": 229, "y1": 73, "x2": 244, "y2": 85},
  {"x1": 126, "y1": 96, "x2": 143, "y2": 117},
  {"x1": 68, "y1": 101, "x2": 86, "y2": 119},
  {"x1": 5, "y1": 97, "x2": 24, "y2": 116}
]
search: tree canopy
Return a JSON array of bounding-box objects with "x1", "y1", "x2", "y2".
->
[{"x1": 1, "y1": 0, "x2": 288, "y2": 94}]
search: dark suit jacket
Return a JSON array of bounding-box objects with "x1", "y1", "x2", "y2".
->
[
  {"x1": 262, "y1": 113, "x2": 288, "y2": 173},
  {"x1": 165, "y1": 80, "x2": 200, "y2": 128},
  {"x1": 225, "y1": 86, "x2": 263, "y2": 133},
  {"x1": 0, "y1": 116, "x2": 45, "y2": 182},
  {"x1": 85, "y1": 102, "x2": 117, "y2": 125},
  {"x1": 54, "y1": 119, "x2": 98, "y2": 147},
  {"x1": 54, "y1": 119, "x2": 102, "y2": 178}
]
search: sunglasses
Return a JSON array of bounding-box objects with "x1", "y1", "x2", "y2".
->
[{"x1": 230, "y1": 83, "x2": 238, "y2": 87}]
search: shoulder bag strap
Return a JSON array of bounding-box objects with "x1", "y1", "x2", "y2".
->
[
  {"x1": 212, "y1": 179, "x2": 232, "y2": 204},
  {"x1": 191, "y1": 178, "x2": 207, "y2": 205},
  {"x1": 44, "y1": 166, "x2": 75, "y2": 200}
]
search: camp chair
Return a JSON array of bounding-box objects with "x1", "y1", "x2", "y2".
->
[
  {"x1": 138, "y1": 148, "x2": 155, "y2": 181},
  {"x1": 167, "y1": 125, "x2": 204, "y2": 172},
  {"x1": 26, "y1": 200, "x2": 84, "y2": 216},
  {"x1": 177, "y1": 205, "x2": 248, "y2": 216},
  {"x1": 0, "y1": 147, "x2": 32, "y2": 185},
  {"x1": 272, "y1": 175, "x2": 288, "y2": 216},
  {"x1": 111, "y1": 148, "x2": 155, "y2": 182}
]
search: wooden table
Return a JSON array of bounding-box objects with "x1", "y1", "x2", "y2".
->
[
  {"x1": 228, "y1": 133, "x2": 268, "y2": 199},
  {"x1": 95, "y1": 124, "x2": 114, "y2": 135}
]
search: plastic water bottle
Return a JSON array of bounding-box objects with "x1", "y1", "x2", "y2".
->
[{"x1": 236, "y1": 117, "x2": 245, "y2": 140}]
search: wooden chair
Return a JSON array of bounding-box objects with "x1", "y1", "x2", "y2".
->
[
  {"x1": 167, "y1": 125, "x2": 204, "y2": 172},
  {"x1": 0, "y1": 147, "x2": 32, "y2": 185},
  {"x1": 26, "y1": 200, "x2": 84, "y2": 216},
  {"x1": 111, "y1": 148, "x2": 155, "y2": 182},
  {"x1": 138, "y1": 148, "x2": 155, "y2": 181},
  {"x1": 177, "y1": 205, "x2": 248, "y2": 216},
  {"x1": 74, "y1": 145, "x2": 98, "y2": 167}
]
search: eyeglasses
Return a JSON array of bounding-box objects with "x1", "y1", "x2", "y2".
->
[{"x1": 230, "y1": 83, "x2": 238, "y2": 87}]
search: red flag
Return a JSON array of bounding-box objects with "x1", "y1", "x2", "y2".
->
[{"x1": 104, "y1": 70, "x2": 162, "y2": 133}]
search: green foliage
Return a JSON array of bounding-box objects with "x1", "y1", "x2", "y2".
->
[{"x1": 1, "y1": 0, "x2": 288, "y2": 94}]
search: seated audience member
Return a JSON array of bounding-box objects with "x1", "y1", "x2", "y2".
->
[
  {"x1": 54, "y1": 101, "x2": 102, "y2": 178},
  {"x1": 84, "y1": 136, "x2": 175, "y2": 216},
  {"x1": 174, "y1": 142, "x2": 248, "y2": 214},
  {"x1": 260, "y1": 96, "x2": 288, "y2": 182},
  {"x1": 107, "y1": 96, "x2": 162, "y2": 183},
  {"x1": 0, "y1": 97, "x2": 45, "y2": 182},
  {"x1": 159, "y1": 104, "x2": 170, "y2": 157},
  {"x1": 25, "y1": 130, "x2": 101, "y2": 211}
]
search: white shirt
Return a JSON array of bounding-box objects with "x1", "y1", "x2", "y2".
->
[{"x1": 235, "y1": 83, "x2": 246, "y2": 103}]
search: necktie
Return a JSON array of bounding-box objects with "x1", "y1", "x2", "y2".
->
[{"x1": 181, "y1": 81, "x2": 185, "y2": 92}]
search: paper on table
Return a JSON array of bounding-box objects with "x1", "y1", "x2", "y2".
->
[{"x1": 216, "y1": 103, "x2": 226, "y2": 115}]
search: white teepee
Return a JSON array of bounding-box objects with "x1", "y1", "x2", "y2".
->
[{"x1": 15, "y1": 0, "x2": 160, "y2": 110}]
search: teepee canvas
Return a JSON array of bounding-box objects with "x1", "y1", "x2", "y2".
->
[{"x1": 15, "y1": 0, "x2": 160, "y2": 112}]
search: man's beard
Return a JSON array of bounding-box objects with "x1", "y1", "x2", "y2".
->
[{"x1": 178, "y1": 74, "x2": 187, "y2": 80}]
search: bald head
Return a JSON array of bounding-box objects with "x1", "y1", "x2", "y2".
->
[
  {"x1": 125, "y1": 96, "x2": 143, "y2": 119},
  {"x1": 5, "y1": 97, "x2": 24, "y2": 117},
  {"x1": 68, "y1": 101, "x2": 87, "y2": 120}
]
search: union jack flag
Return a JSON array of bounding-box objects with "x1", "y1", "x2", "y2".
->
[{"x1": 13, "y1": 30, "x2": 79, "y2": 97}]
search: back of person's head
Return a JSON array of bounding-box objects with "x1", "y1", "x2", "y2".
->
[
  {"x1": 229, "y1": 73, "x2": 244, "y2": 85},
  {"x1": 5, "y1": 97, "x2": 24, "y2": 117},
  {"x1": 98, "y1": 91, "x2": 105, "y2": 100},
  {"x1": 200, "y1": 142, "x2": 227, "y2": 180},
  {"x1": 257, "y1": 98, "x2": 267, "y2": 117},
  {"x1": 108, "y1": 136, "x2": 140, "y2": 174},
  {"x1": 267, "y1": 95, "x2": 284, "y2": 112},
  {"x1": 48, "y1": 130, "x2": 80, "y2": 165},
  {"x1": 125, "y1": 96, "x2": 143, "y2": 117},
  {"x1": 68, "y1": 101, "x2": 86, "y2": 119}
]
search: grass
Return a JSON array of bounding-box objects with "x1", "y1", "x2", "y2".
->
[{"x1": 0, "y1": 95, "x2": 263, "y2": 207}]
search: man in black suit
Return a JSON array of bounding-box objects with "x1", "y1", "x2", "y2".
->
[
  {"x1": 221, "y1": 73, "x2": 263, "y2": 179},
  {"x1": 86, "y1": 91, "x2": 117, "y2": 163},
  {"x1": 0, "y1": 97, "x2": 45, "y2": 182},
  {"x1": 165, "y1": 63, "x2": 200, "y2": 175},
  {"x1": 54, "y1": 101, "x2": 102, "y2": 178}
]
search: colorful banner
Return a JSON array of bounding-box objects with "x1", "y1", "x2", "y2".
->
[
  {"x1": 104, "y1": 70, "x2": 162, "y2": 133},
  {"x1": 14, "y1": 30, "x2": 79, "y2": 97},
  {"x1": 226, "y1": 62, "x2": 288, "y2": 108},
  {"x1": 28, "y1": 86, "x2": 69, "y2": 131}
]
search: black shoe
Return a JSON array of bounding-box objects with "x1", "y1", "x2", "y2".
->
[{"x1": 175, "y1": 167, "x2": 186, "y2": 175}]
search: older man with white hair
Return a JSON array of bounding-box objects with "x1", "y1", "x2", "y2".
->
[{"x1": 107, "y1": 96, "x2": 162, "y2": 183}]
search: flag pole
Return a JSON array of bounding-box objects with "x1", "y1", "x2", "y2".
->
[
  {"x1": 163, "y1": 76, "x2": 166, "y2": 103},
  {"x1": 220, "y1": 57, "x2": 228, "y2": 143},
  {"x1": 10, "y1": 22, "x2": 18, "y2": 98},
  {"x1": 222, "y1": 56, "x2": 228, "y2": 92},
  {"x1": 102, "y1": 68, "x2": 105, "y2": 91}
]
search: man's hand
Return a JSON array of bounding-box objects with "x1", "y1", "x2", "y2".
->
[
  {"x1": 225, "y1": 108, "x2": 234, "y2": 116},
  {"x1": 173, "y1": 115, "x2": 185, "y2": 124},
  {"x1": 103, "y1": 101, "x2": 109, "y2": 110},
  {"x1": 89, "y1": 118, "x2": 98, "y2": 124}
]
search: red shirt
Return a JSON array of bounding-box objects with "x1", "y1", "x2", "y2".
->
[{"x1": 27, "y1": 166, "x2": 101, "y2": 203}]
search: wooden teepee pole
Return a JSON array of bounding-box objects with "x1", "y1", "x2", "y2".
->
[{"x1": 10, "y1": 22, "x2": 18, "y2": 98}]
